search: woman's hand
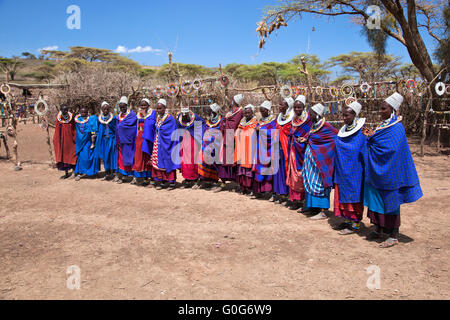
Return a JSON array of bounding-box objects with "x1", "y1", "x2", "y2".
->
[{"x1": 362, "y1": 127, "x2": 375, "y2": 137}]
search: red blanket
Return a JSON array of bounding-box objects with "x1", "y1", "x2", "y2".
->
[{"x1": 53, "y1": 117, "x2": 77, "y2": 165}]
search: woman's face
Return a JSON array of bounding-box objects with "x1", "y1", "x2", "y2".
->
[
  {"x1": 310, "y1": 110, "x2": 319, "y2": 123},
  {"x1": 244, "y1": 107, "x2": 253, "y2": 119},
  {"x1": 343, "y1": 107, "x2": 356, "y2": 126},
  {"x1": 293, "y1": 101, "x2": 304, "y2": 117},
  {"x1": 101, "y1": 105, "x2": 110, "y2": 115},
  {"x1": 156, "y1": 103, "x2": 166, "y2": 117},
  {"x1": 140, "y1": 102, "x2": 149, "y2": 111},
  {"x1": 279, "y1": 101, "x2": 288, "y2": 114},
  {"x1": 380, "y1": 102, "x2": 393, "y2": 121},
  {"x1": 80, "y1": 108, "x2": 88, "y2": 118},
  {"x1": 61, "y1": 105, "x2": 69, "y2": 116},
  {"x1": 259, "y1": 107, "x2": 269, "y2": 118},
  {"x1": 119, "y1": 103, "x2": 128, "y2": 114}
]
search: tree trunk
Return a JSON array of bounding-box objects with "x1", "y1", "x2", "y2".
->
[
  {"x1": 1, "y1": 133, "x2": 10, "y2": 159},
  {"x1": 381, "y1": 0, "x2": 436, "y2": 83}
]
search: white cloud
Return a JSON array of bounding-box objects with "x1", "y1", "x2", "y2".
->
[
  {"x1": 115, "y1": 45, "x2": 128, "y2": 53},
  {"x1": 38, "y1": 45, "x2": 59, "y2": 53},
  {"x1": 114, "y1": 45, "x2": 163, "y2": 54}
]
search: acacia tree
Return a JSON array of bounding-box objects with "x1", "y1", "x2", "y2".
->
[
  {"x1": 67, "y1": 46, "x2": 117, "y2": 62},
  {"x1": 223, "y1": 55, "x2": 329, "y2": 85},
  {"x1": 325, "y1": 51, "x2": 403, "y2": 82},
  {"x1": 0, "y1": 57, "x2": 23, "y2": 81},
  {"x1": 258, "y1": 0, "x2": 448, "y2": 83}
]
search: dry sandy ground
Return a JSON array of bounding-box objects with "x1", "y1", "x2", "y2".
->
[{"x1": 0, "y1": 123, "x2": 449, "y2": 300}]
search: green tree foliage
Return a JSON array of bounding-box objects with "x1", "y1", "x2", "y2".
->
[
  {"x1": 67, "y1": 46, "x2": 118, "y2": 62},
  {"x1": 0, "y1": 57, "x2": 24, "y2": 81},
  {"x1": 433, "y1": 3, "x2": 449, "y2": 69},
  {"x1": 155, "y1": 63, "x2": 215, "y2": 81},
  {"x1": 223, "y1": 54, "x2": 329, "y2": 85},
  {"x1": 325, "y1": 52, "x2": 402, "y2": 83},
  {"x1": 21, "y1": 52, "x2": 37, "y2": 59},
  {"x1": 397, "y1": 63, "x2": 421, "y2": 80},
  {"x1": 25, "y1": 61, "x2": 57, "y2": 82},
  {"x1": 260, "y1": 0, "x2": 447, "y2": 82},
  {"x1": 138, "y1": 68, "x2": 157, "y2": 79},
  {"x1": 53, "y1": 58, "x2": 90, "y2": 73},
  {"x1": 40, "y1": 50, "x2": 69, "y2": 60}
]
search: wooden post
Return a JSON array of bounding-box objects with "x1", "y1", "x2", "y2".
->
[
  {"x1": 298, "y1": 56, "x2": 313, "y2": 103},
  {"x1": 10, "y1": 116, "x2": 20, "y2": 169},
  {"x1": 437, "y1": 126, "x2": 441, "y2": 153},
  {"x1": 420, "y1": 67, "x2": 447, "y2": 156},
  {"x1": 45, "y1": 116, "x2": 55, "y2": 166},
  {"x1": 1, "y1": 131, "x2": 10, "y2": 159},
  {"x1": 168, "y1": 52, "x2": 173, "y2": 81}
]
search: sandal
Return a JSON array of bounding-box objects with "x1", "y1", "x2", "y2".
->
[
  {"x1": 168, "y1": 184, "x2": 176, "y2": 191},
  {"x1": 338, "y1": 228, "x2": 357, "y2": 235},
  {"x1": 380, "y1": 238, "x2": 399, "y2": 248},
  {"x1": 309, "y1": 212, "x2": 328, "y2": 220}
]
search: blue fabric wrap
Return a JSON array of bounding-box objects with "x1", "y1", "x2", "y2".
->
[
  {"x1": 75, "y1": 115, "x2": 99, "y2": 175},
  {"x1": 273, "y1": 149, "x2": 288, "y2": 195},
  {"x1": 156, "y1": 114, "x2": 180, "y2": 172},
  {"x1": 141, "y1": 110, "x2": 157, "y2": 156},
  {"x1": 116, "y1": 111, "x2": 138, "y2": 167},
  {"x1": 95, "y1": 116, "x2": 118, "y2": 171},
  {"x1": 75, "y1": 115, "x2": 98, "y2": 155},
  {"x1": 334, "y1": 129, "x2": 366, "y2": 203},
  {"x1": 365, "y1": 117, "x2": 423, "y2": 212}
]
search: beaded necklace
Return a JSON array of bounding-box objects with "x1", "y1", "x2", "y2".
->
[
  {"x1": 375, "y1": 114, "x2": 402, "y2": 132},
  {"x1": 259, "y1": 114, "x2": 276, "y2": 126},
  {"x1": 157, "y1": 112, "x2": 169, "y2": 128},
  {"x1": 137, "y1": 109, "x2": 153, "y2": 120},
  {"x1": 119, "y1": 110, "x2": 130, "y2": 121},
  {"x1": 292, "y1": 111, "x2": 308, "y2": 127},
  {"x1": 177, "y1": 111, "x2": 195, "y2": 127},
  {"x1": 226, "y1": 107, "x2": 242, "y2": 118},
  {"x1": 345, "y1": 119, "x2": 358, "y2": 132},
  {"x1": 57, "y1": 111, "x2": 73, "y2": 124},
  {"x1": 99, "y1": 112, "x2": 114, "y2": 125},
  {"x1": 240, "y1": 116, "x2": 257, "y2": 127},
  {"x1": 310, "y1": 118, "x2": 325, "y2": 133},
  {"x1": 74, "y1": 114, "x2": 89, "y2": 124},
  {"x1": 206, "y1": 115, "x2": 221, "y2": 128}
]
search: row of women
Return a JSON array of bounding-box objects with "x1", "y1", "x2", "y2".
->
[{"x1": 53, "y1": 92, "x2": 422, "y2": 248}]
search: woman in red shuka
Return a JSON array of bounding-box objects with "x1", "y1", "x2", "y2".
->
[{"x1": 53, "y1": 104, "x2": 77, "y2": 179}]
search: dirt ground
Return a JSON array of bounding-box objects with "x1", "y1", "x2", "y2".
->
[{"x1": 0, "y1": 122, "x2": 449, "y2": 300}]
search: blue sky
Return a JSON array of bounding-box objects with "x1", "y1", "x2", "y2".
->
[{"x1": 0, "y1": 0, "x2": 439, "y2": 75}]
